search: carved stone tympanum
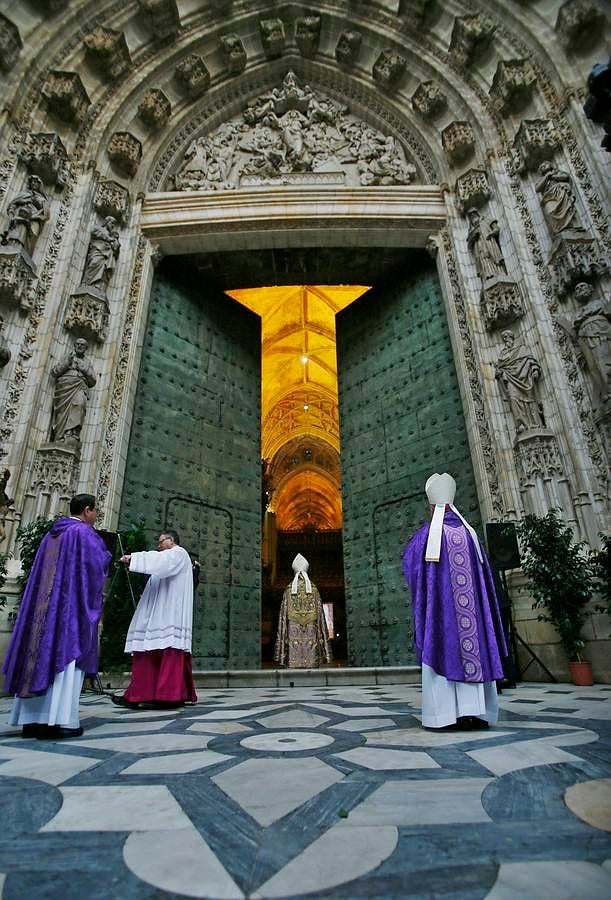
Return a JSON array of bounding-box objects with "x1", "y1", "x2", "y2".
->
[
  {"x1": 411, "y1": 81, "x2": 447, "y2": 119},
  {"x1": 448, "y1": 14, "x2": 496, "y2": 68},
  {"x1": 555, "y1": 0, "x2": 605, "y2": 52},
  {"x1": 107, "y1": 132, "x2": 142, "y2": 177},
  {"x1": 260, "y1": 18, "x2": 285, "y2": 58},
  {"x1": 373, "y1": 51, "x2": 407, "y2": 89},
  {"x1": 175, "y1": 54, "x2": 210, "y2": 99},
  {"x1": 442, "y1": 121, "x2": 475, "y2": 164},
  {"x1": 0, "y1": 13, "x2": 22, "y2": 72},
  {"x1": 139, "y1": 0, "x2": 181, "y2": 39},
  {"x1": 335, "y1": 31, "x2": 362, "y2": 67},
  {"x1": 512, "y1": 119, "x2": 561, "y2": 173},
  {"x1": 219, "y1": 34, "x2": 247, "y2": 75},
  {"x1": 171, "y1": 72, "x2": 417, "y2": 191},
  {"x1": 83, "y1": 26, "x2": 132, "y2": 81},
  {"x1": 455, "y1": 168, "x2": 490, "y2": 213},
  {"x1": 495, "y1": 329, "x2": 546, "y2": 434},
  {"x1": 42, "y1": 71, "x2": 90, "y2": 124},
  {"x1": 489, "y1": 59, "x2": 536, "y2": 115},
  {"x1": 50, "y1": 338, "x2": 96, "y2": 445},
  {"x1": 94, "y1": 180, "x2": 130, "y2": 223},
  {"x1": 295, "y1": 15, "x2": 321, "y2": 59},
  {"x1": 19, "y1": 132, "x2": 68, "y2": 187},
  {"x1": 138, "y1": 88, "x2": 171, "y2": 128}
]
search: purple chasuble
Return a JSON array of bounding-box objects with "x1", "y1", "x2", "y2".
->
[
  {"x1": 402, "y1": 509, "x2": 506, "y2": 683},
  {"x1": 2, "y1": 518, "x2": 111, "y2": 698}
]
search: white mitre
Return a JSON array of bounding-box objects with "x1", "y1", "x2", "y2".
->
[
  {"x1": 291, "y1": 553, "x2": 312, "y2": 594},
  {"x1": 424, "y1": 472, "x2": 483, "y2": 564}
]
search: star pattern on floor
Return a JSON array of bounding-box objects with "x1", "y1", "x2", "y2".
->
[{"x1": 0, "y1": 682, "x2": 610, "y2": 898}]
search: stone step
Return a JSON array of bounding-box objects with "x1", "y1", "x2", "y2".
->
[{"x1": 98, "y1": 666, "x2": 421, "y2": 690}]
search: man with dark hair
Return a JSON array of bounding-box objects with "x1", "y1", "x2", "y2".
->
[
  {"x1": 112, "y1": 529, "x2": 198, "y2": 709},
  {"x1": 3, "y1": 494, "x2": 111, "y2": 738}
]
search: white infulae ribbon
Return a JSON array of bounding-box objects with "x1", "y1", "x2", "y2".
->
[
  {"x1": 425, "y1": 504, "x2": 483, "y2": 564},
  {"x1": 291, "y1": 554, "x2": 312, "y2": 594}
]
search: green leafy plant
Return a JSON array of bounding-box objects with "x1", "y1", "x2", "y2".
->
[
  {"x1": 99, "y1": 520, "x2": 149, "y2": 672},
  {"x1": 590, "y1": 534, "x2": 610, "y2": 623},
  {"x1": 517, "y1": 510, "x2": 596, "y2": 663}
]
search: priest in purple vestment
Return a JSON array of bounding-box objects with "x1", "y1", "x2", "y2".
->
[
  {"x1": 2, "y1": 493, "x2": 111, "y2": 739},
  {"x1": 402, "y1": 473, "x2": 506, "y2": 731}
]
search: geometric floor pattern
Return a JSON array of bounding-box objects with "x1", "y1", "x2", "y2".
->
[{"x1": 1, "y1": 682, "x2": 610, "y2": 898}]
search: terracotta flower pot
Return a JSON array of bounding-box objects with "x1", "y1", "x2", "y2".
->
[{"x1": 568, "y1": 660, "x2": 593, "y2": 686}]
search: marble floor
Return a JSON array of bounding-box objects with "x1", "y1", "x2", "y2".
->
[{"x1": 1, "y1": 682, "x2": 610, "y2": 899}]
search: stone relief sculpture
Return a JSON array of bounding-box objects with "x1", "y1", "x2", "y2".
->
[
  {"x1": 172, "y1": 71, "x2": 416, "y2": 190},
  {"x1": 1, "y1": 175, "x2": 49, "y2": 258},
  {"x1": 0, "y1": 468, "x2": 14, "y2": 546},
  {"x1": 50, "y1": 338, "x2": 96, "y2": 445},
  {"x1": 466, "y1": 207, "x2": 507, "y2": 283},
  {"x1": 81, "y1": 216, "x2": 120, "y2": 294},
  {"x1": 494, "y1": 329, "x2": 545, "y2": 433},
  {"x1": 560, "y1": 282, "x2": 610, "y2": 409},
  {"x1": 0, "y1": 318, "x2": 10, "y2": 368},
  {"x1": 535, "y1": 161, "x2": 582, "y2": 237}
]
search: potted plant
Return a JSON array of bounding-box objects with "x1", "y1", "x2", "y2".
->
[{"x1": 517, "y1": 510, "x2": 596, "y2": 686}]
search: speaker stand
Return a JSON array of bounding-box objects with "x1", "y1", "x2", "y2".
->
[{"x1": 500, "y1": 569, "x2": 557, "y2": 684}]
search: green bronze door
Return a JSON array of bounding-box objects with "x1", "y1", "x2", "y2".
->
[
  {"x1": 336, "y1": 257, "x2": 481, "y2": 667},
  {"x1": 120, "y1": 259, "x2": 261, "y2": 669}
]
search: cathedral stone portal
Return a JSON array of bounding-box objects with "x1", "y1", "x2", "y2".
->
[{"x1": 120, "y1": 251, "x2": 480, "y2": 670}]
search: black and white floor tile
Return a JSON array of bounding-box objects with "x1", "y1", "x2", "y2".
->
[{"x1": 0, "y1": 682, "x2": 610, "y2": 898}]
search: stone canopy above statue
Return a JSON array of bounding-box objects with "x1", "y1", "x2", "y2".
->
[{"x1": 171, "y1": 71, "x2": 417, "y2": 191}]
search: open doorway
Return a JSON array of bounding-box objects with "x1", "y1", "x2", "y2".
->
[{"x1": 226, "y1": 285, "x2": 369, "y2": 666}]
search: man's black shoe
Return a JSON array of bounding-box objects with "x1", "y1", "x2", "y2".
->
[
  {"x1": 36, "y1": 725, "x2": 84, "y2": 739},
  {"x1": 22, "y1": 723, "x2": 45, "y2": 738},
  {"x1": 110, "y1": 693, "x2": 140, "y2": 709}
]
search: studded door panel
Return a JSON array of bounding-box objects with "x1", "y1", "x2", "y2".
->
[
  {"x1": 336, "y1": 260, "x2": 481, "y2": 667},
  {"x1": 120, "y1": 261, "x2": 261, "y2": 669}
]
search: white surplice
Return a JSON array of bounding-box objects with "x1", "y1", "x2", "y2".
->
[
  {"x1": 9, "y1": 661, "x2": 85, "y2": 728},
  {"x1": 421, "y1": 664, "x2": 498, "y2": 729},
  {"x1": 125, "y1": 546, "x2": 194, "y2": 653}
]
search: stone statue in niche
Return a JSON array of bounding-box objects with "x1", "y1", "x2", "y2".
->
[
  {"x1": 494, "y1": 329, "x2": 545, "y2": 433},
  {"x1": 0, "y1": 468, "x2": 14, "y2": 546},
  {"x1": 50, "y1": 337, "x2": 96, "y2": 445},
  {"x1": 81, "y1": 215, "x2": 120, "y2": 294},
  {"x1": 172, "y1": 71, "x2": 416, "y2": 189},
  {"x1": 535, "y1": 161, "x2": 583, "y2": 238},
  {"x1": 0, "y1": 318, "x2": 10, "y2": 368},
  {"x1": 466, "y1": 208, "x2": 507, "y2": 283},
  {"x1": 1, "y1": 175, "x2": 49, "y2": 259},
  {"x1": 561, "y1": 282, "x2": 610, "y2": 408}
]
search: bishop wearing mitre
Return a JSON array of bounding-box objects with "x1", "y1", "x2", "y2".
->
[{"x1": 274, "y1": 554, "x2": 332, "y2": 669}]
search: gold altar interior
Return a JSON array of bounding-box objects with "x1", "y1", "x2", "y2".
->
[{"x1": 227, "y1": 285, "x2": 369, "y2": 532}]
